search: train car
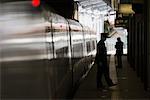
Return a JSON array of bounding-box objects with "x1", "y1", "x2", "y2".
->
[{"x1": 0, "y1": 0, "x2": 97, "y2": 99}]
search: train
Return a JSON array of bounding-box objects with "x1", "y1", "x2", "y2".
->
[{"x1": 0, "y1": 1, "x2": 97, "y2": 99}]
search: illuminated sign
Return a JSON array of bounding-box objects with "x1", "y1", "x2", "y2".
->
[
  {"x1": 115, "y1": 18, "x2": 128, "y2": 27},
  {"x1": 119, "y1": 4, "x2": 135, "y2": 14}
]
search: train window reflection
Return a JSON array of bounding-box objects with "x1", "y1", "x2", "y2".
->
[
  {"x1": 56, "y1": 47, "x2": 68, "y2": 58},
  {"x1": 72, "y1": 43, "x2": 83, "y2": 57},
  {"x1": 92, "y1": 40, "x2": 96, "y2": 51},
  {"x1": 86, "y1": 41, "x2": 91, "y2": 53}
]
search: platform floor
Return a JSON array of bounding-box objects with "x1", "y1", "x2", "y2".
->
[{"x1": 73, "y1": 55, "x2": 150, "y2": 99}]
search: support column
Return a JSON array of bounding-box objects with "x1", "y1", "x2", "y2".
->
[{"x1": 146, "y1": 0, "x2": 150, "y2": 91}]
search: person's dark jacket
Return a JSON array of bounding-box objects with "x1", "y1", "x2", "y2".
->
[
  {"x1": 95, "y1": 40, "x2": 107, "y2": 65},
  {"x1": 115, "y1": 41, "x2": 123, "y2": 55}
]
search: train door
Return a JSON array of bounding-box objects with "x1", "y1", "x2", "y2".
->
[
  {"x1": 49, "y1": 13, "x2": 73, "y2": 98},
  {"x1": 67, "y1": 19, "x2": 85, "y2": 86},
  {"x1": 44, "y1": 10, "x2": 56, "y2": 98},
  {"x1": 84, "y1": 28, "x2": 92, "y2": 55}
]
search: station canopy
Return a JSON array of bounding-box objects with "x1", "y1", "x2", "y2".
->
[{"x1": 75, "y1": 0, "x2": 112, "y2": 12}]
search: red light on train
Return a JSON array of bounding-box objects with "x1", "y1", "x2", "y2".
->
[{"x1": 32, "y1": 0, "x2": 40, "y2": 7}]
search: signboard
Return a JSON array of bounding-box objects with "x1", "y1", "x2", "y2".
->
[
  {"x1": 115, "y1": 11, "x2": 132, "y2": 28},
  {"x1": 115, "y1": 17, "x2": 128, "y2": 27}
]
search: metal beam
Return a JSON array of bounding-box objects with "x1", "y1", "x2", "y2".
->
[
  {"x1": 92, "y1": 4, "x2": 107, "y2": 9},
  {"x1": 97, "y1": 6, "x2": 111, "y2": 11},
  {"x1": 78, "y1": 0, "x2": 112, "y2": 12},
  {"x1": 80, "y1": 0, "x2": 103, "y2": 5},
  {"x1": 82, "y1": 1, "x2": 105, "y2": 8}
]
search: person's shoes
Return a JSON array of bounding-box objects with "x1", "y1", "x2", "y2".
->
[
  {"x1": 97, "y1": 86, "x2": 108, "y2": 92},
  {"x1": 116, "y1": 66, "x2": 122, "y2": 68},
  {"x1": 109, "y1": 83, "x2": 117, "y2": 87},
  {"x1": 97, "y1": 85, "x2": 106, "y2": 89}
]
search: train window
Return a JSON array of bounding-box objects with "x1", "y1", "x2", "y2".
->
[
  {"x1": 92, "y1": 40, "x2": 96, "y2": 50},
  {"x1": 56, "y1": 47, "x2": 68, "y2": 58},
  {"x1": 72, "y1": 43, "x2": 83, "y2": 57},
  {"x1": 54, "y1": 33, "x2": 69, "y2": 58},
  {"x1": 86, "y1": 41, "x2": 91, "y2": 54},
  {"x1": 51, "y1": 13, "x2": 69, "y2": 58}
]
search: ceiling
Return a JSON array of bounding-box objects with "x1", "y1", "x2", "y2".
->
[{"x1": 75, "y1": 0, "x2": 112, "y2": 11}]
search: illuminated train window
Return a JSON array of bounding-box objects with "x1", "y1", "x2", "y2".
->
[
  {"x1": 92, "y1": 41, "x2": 96, "y2": 50},
  {"x1": 56, "y1": 47, "x2": 68, "y2": 58},
  {"x1": 72, "y1": 43, "x2": 83, "y2": 57},
  {"x1": 86, "y1": 41, "x2": 91, "y2": 53}
]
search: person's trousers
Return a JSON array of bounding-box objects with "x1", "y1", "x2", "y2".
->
[
  {"x1": 96, "y1": 64, "x2": 113, "y2": 88},
  {"x1": 117, "y1": 55, "x2": 122, "y2": 68}
]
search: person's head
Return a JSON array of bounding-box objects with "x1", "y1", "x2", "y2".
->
[
  {"x1": 101, "y1": 33, "x2": 107, "y2": 41},
  {"x1": 117, "y1": 37, "x2": 121, "y2": 41}
]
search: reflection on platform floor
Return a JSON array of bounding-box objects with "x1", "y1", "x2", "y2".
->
[{"x1": 73, "y1": 55, "x2": 150, "y2": 99}]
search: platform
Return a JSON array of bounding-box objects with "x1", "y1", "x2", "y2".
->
[{"x1": 73, "y1": 55, "x2": 150, "y2": 99}]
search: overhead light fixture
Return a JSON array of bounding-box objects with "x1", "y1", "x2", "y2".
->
[{"x1": 119, "y1": 4, "x2": 135, "y2": 14}]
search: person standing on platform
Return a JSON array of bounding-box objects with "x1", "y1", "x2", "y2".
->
[
  {"x1": 115, "y1": 37, "x2": 124, "y2": 68},
  {"x1": 95, "y1": 33, "x2": 117, "y2": 89}
]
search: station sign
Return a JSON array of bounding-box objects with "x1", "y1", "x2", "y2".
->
[
  {"x1": 115, "y1": 17, "x2": 128, "y2": 27},
  {"x1": 115, "y1": 11, "x2": 131, "y2": 28}
]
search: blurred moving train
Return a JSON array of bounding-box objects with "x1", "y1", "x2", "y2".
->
[{"x1": 0, "y1": 1, "x2": 97, "y2": 99}]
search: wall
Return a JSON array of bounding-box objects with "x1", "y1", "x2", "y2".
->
[
  {"x1": 128, "y1": 0, "x2": 149, "y2": 90},
  {"x1": 146, "y1": 0, "x2": 150, "y2": 91}
]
